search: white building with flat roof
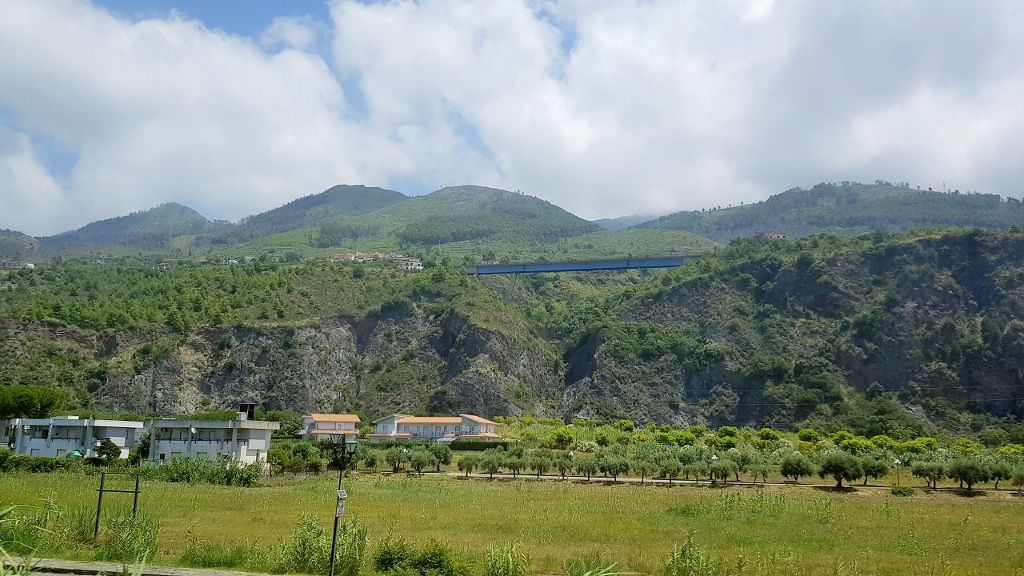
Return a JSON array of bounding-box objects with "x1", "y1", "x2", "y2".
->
[
  {"x1": 300, "y1": 413, "x2": 361, "y2": 440},
  {"x1": 6, "y1": 416, "x2": 143, "y2": 459},
  {"x1": 147, "y1": 416, "x2": 279, "y2": 465},
  {"x1": 368, "y1": 413, "x2": 500, "y2": 443}
]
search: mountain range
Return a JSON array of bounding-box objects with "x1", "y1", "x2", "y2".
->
[
  {"x1": 5, "y1": 180, "x2": 1023, "y2": 261},
  {"x1": 637, "y1": 181, "x2": 1024, "y2": 242}
]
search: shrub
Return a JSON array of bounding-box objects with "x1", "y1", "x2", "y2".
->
[
  {"x1": 374, "y1": 538, "x2": 414, "y2": 573},
  {"x1": 333, "y1": 520, "x2": 369, "y2": 576},
  {"x1": 99, "y1": 512, "x2": 160, "y2": 562},
  {"x1": 663, "y1": 534, "x2": 718, "y2": 576},
  {"x1": 484, "y1": 542, "x2": 528, "y2": 576},
  {"x1": 717, "y1": 426, "x2": 738, "y2": 438},
  {"x1": 551, "y1": 427, "x2": 574, "y2": 449},
  {"x1": 375, "y1": 538, "x2": 466, "y2": 576},
  {"x1": 277, "y1": 513, "x2": 329, "y2": 574},
  {"x1": 890, "y1": 486, "x2": 916, "y2": 497}
]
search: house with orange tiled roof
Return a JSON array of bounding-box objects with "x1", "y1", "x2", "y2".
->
[
  {"x1": 367, "y1": 413, "x2": 500, "y2": 443},
  {"x1": 300, "y1": 413, "x2": 361, "y2": 440}
]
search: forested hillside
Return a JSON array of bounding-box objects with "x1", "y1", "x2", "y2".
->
[
  {"x1": 214, "y1": 184, "x2": 407, "y2": 244},
  {"x1": 0, "y1": 230, "x2": 38, "y2": 259},
  {"x1": 322, "y1": 185, "x2": 600, "y2": 246},
  {"x1": 638, "y1": 182, "x2": 1024, "y2": 242},
  {"x1": 39, "y1": 203, "x2": 228, "y2": 254},
  {"x1": 2, "y1": 227, "x2": 1023, "y2": 441}
]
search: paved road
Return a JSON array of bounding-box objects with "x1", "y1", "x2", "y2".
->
[{"x1": 3, "y1": 558, "x2": 273, "y2": 576}]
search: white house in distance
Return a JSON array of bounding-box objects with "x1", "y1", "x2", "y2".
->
[
  {"x1": 147, "y1": 408, "x2": 279, "y2": 465},
  {"x1": 300, "y1": 413, "x2": 361, "y2": 440},
  {"x1": 368, "y1": 414, "x2": 500, "y2": 443},
  {"x1": 6, "y1": 416, "x2": 143, "y2": 459}
]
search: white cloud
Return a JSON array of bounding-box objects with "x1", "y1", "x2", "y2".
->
[
  {"x1": 0, "y1": 0, "x2": 1022, "y2": 235},
  {"x1": 261, "y1": 16, "x2": 318, "y2": 50},
  {"x1": 0, "y1": 129, "x2": 70, "y2": 235},
  {"x1": 0, "y1": 0, "x2": 398, "y2": 233}
]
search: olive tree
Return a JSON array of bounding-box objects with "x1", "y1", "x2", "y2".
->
[
  {"x1": 946, "y1": 458, "x2": 990, "y2": 491},
  {"x1": 480, "y1": 451, "x2": 503, "y2": 478},
  {"x1": 780, "y1": 453, "x2": 814, "y2": 484},
  {"x1": 385, "y1": 446, "x2": 407, "y2": 472},
  {"x1": 409, "y1": 450, "x2": 437, "y2": 476},
  {"x1": 659, "y1": 458, "x2": 682, "y2": 484},
  {"x1": 1011, "y1": 467, "x2": 1024, "y2": 495},
  {"x1": 429, "y1": 444, "x2": 453, "y2": 472},
  {"x1": 633, "y1": 459, "x2": 658, "y2": 484},
  {"x1": 554, "y1": 455, "x2": 573, "y2": 479},
  {"x1": 911, "y1": 461, "x2": 945, "y2": 489},
  {"x1": 709, "y1": 459, "x2": 738, "y2": 485},
  {"x1": 457, "y1": 454, "x2": 479, "y2": 477},
  {"x1": 860, "y1": 457, "x2": 890, "y2": 486},
  {"x1": 817, "y1": 452, "x2": 863, "y2": 489},
  {"x1": 988, "y1": 460, "x2": 1013, "y2": 490},
  {"x1": 575, "y1": 458, "x2": 598, "y2": 481},
  {"x1": 598, "y1": 454, "x2": 630, "y2": 481}
]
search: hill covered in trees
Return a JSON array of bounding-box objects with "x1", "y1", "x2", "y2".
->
[
  {"x1": 39, "y1": 203, "x2": 229, "y2": 255},
  {"x1": 637, "y1": 182, "x2": 1024, "y2": 242},
  {"x1": 214, "y1": 185, "x2": 407, "y2": 244},
  {"x1": 0, "y1": 230, "x2": 39, "y2": 259},
  {"x1": 2, "y1": 227, "x2": 1023, "y2": 441},
  {"x1": 317, "y1": 185, "x2": 601, "y2": 247}
]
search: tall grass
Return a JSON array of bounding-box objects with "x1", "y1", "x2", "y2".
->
[
  {"x1": 484, "y1": 542, "x2": 528, "y2": 576},
  {"x1": 98, "y1": 512, "x2": 160, "y2": 562},
  {"x1": 277, "y1": 513, "x2": 330, "y2": 574},
  {"x1": 179, "y1": 538, "x2": 274, "y2": 572}
]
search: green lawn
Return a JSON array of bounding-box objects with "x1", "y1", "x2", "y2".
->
[{"x1": 2, "y1": 472, "x2": 1023, "y2": 575}]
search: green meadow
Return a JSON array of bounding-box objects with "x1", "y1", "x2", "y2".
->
[{"x1": 2, "y1": 471, "x2": 1023, "y2": 575}]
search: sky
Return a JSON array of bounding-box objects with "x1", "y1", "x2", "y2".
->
[{"x1": 1, "y1": 1, "x2": 1023, "y2": 235}]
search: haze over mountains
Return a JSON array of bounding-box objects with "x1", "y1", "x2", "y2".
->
[{"x1": 2, "y1": 181, "x2": 1021, "y2": 261}]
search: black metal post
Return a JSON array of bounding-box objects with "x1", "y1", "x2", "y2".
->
[
  {"x1": 132, "y1": 474, "x2": 140, "y2": 515},
  {"x1": 328, "y1": 440, "x2": 353, "y2": 576},
  {"x1": 93, "y1": 472, "x2": 106, "y2": 540}
]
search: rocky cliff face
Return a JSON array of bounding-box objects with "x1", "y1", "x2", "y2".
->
[
  {"x1": 561, "y1": 230, "x2": 1024, "y2": 431},
  {"x1": 4, "y1": 303, "x2": 564, "y2": 418}
]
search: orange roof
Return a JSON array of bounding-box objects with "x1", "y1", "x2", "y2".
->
[
  {"x1": 397, "y1": 416, "x2": 462, "y2": 425},
  {"x1": 460, "y1": 414, "x2": 497, "y2": 425},
  {"x1": 305, "y1": 413, "x2": 361, "y2": 423}
]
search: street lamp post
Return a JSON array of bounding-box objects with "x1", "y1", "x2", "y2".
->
[
  {"x1": 893, "y1": 459, "x2": 902, "y2": 487},
  {"x1": 329, "y1": 435, "x2": 358, "y2": 576}
]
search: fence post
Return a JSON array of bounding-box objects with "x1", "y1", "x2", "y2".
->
[
  {"x1": 132, "y1": 474, "x2": 140, "y2": 516},
  {"x1": 93, "y1": 472, "x2": 106, "y2": 540}
]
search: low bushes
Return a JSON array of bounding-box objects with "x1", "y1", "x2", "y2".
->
[
  {"x1": 374, "y1": 538, "x2": 469, "y2": 576},
  {"x1": 143, "y1": 456, "x2": 262, "y2": 487}
]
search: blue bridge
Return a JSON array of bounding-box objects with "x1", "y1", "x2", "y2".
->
[{"x1": 469, "y1": 256, "x2": 690, "y2": 275}]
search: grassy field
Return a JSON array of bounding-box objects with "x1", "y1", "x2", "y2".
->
[{"x1": 2, "y1": 471, "x2": 1023, "y2": 575}]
